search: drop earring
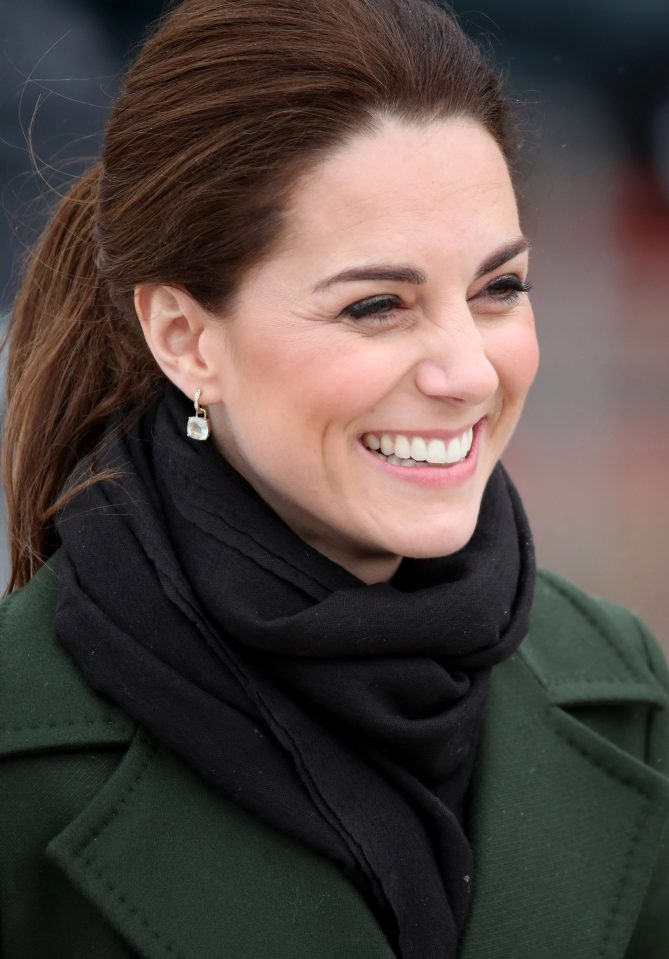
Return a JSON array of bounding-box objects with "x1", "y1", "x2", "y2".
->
[{"x1": 186, "y1": 389, "x2": 210, "y2": 441}]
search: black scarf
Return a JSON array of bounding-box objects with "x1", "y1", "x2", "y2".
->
[{"x1": 56, "y1": 385, "x2": 535, "y2": 959}]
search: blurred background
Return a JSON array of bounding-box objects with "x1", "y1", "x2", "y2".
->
[{"x1": 0, "y1": 1, "x2": 668, "y2": 650}]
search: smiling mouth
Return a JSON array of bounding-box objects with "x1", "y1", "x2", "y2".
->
[{"x1": 361, "y1": 426, "x2": 475, "y2": 467}]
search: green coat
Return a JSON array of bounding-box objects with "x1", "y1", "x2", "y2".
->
[{"x1": 1, "y1": 557, "x2": 668, "y2": 958}]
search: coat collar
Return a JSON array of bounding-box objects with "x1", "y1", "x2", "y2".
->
[
  {"x1": 460, "y1": 650, "x2": 669, "y2": 959},
  {"x1": 42, "y1": 566, "x2": 669, "y2": 958}
]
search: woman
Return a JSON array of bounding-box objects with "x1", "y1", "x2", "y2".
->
[{"x1": 1, "y1": 0, "x2": 667, "y2": 956}]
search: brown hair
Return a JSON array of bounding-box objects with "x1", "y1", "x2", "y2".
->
[{"x1": 3, "y1": 0, "x2": 512, "y2": 590}]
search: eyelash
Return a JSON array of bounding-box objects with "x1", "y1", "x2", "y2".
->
[{"x1": 340, "y1": 274, "x2": 533, "y2": 325}]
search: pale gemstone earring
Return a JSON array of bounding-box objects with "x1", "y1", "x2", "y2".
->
[{"x1": 186, "y1": 389, "x2": 210, "y2": 441}]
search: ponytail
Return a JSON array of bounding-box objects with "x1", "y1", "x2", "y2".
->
[{"x1": 2, "y1": 165, "x2": 163, "y2": 591}]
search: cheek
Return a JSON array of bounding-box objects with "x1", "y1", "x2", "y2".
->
[
  {"x1": 234, "y1": 332, "x2": 397, "y2": 423},
  {"x1": 489, "y1": 317, "x2": 539, "y2": 403}
]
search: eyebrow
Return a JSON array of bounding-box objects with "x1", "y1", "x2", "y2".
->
[
  {"x1": 474, "y1": 237, "x2": 530, "y2": 280},
  {"x1": 312, "y1": 236, "x2": 530, "y2": 293}
]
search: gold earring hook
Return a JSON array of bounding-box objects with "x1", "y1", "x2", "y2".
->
[{"x1": 187, "y1": 388, "x2": 210, "y2": 440}]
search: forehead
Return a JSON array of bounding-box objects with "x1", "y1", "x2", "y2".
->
[{"x1": 282, "y1": 118, "x2": 518, "y2": 252}]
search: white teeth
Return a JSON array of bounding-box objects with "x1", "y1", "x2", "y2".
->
[
  {"x1": 380, "y1": 434, "x2": 395, "y2": 456},
  {"x1": 362, "y1": 426, "x2": 476, "y2": 465},
  {"x1": 394, "y1": 434, "x2": 411, "y2": 459},
  {"x1": 410, "y1": 436, "x2": 427, "y2": 461},
  {"x1": 445, "y1": 436, "x2": 462, "y2": 464},
  {"x1": 426, "y1": 439, "x2": 447, "y2": 464}
]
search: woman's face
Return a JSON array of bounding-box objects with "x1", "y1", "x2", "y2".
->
[{"x1": 200, "y1": 119, "x2": 539, "y2": 582}]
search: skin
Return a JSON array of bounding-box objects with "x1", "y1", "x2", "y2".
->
[{"x1": 136, "y1": 118, "x2": 539, "y2": 584}]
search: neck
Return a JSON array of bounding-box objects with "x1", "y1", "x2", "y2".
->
[{"x1": 308, "y1": 540, "x2": 403, "y2": 584}]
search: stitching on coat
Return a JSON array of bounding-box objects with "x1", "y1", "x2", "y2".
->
[
  {"x1": 550, "y1": 715, "x2": 655, "y2": 799},
  {"x1": 633, "y1": 615, "x2": 665, "y2": 767},
  {"x1": 78, "y1": 855, "x2": 183, "y2": 959},
  {"x1": 70, "y1": 736, "x2": 157, "y2": 858},
  {"x1": 596, "y1": 798, "x2": 650, "y2": 958},
  {"x1": 549, "y1": 709, "x2": 659, "y2": 957},
  {"x1": 0, "y1": 717, "x2": 119, "y2": 734},
  {"x1": 536, "y1": 572, "x2": 641, "y2": 679},
  {"x1": 66, "y1": 737, "x2": 184, "y2": 959},
  {"x1": 546, "y1": 678, "x2": 653, "y2": 690}
]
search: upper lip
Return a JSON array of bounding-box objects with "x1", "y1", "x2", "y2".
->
[{"x1": 359, "y1": 419, "x2": 484, "y2": 441}]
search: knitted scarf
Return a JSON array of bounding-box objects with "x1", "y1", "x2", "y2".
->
[{"x1": 56, "y1": 385, "x2": 535, "y2": 958}]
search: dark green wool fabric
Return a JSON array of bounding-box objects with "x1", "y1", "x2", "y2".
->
[{"x1": 1, "y1": 559, "x2": 668, "y2": 958}]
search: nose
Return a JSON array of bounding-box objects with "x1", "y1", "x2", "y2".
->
[{"x1": 413, "y1": 313, "x2": 499, "y2": 407}]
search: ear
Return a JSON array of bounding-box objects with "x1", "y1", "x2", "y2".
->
[{"x1": 134, "y1": 284, "x2": 224, "y2": 404}]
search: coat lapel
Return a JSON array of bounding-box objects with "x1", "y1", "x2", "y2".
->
[
  {"x1": 460, "y1": 571, "x2": 669, "y2": 959},
  {"x1": 459, "y1": 650, "x2": 669, "y2": 959},
  {"x1": 47, "y1": 728, "x2": 395, "y2": 959}
]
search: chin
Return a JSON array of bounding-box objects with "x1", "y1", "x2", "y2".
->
[{"x1": 379, "y1": 513, "x2": 481, "y2": 562}]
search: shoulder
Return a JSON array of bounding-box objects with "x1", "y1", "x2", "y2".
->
[
  {"x1": 525, "y1": 570, "x2": 669, "y2": 959},
  {"x1": 0, "y1": 557, "x2": 139, "y2": 957},
  {"x1": 0, "y1": 554, "x2": 134, "y2": 758},
  {"x1": 514, "y1": 567, "x2": 669, "y2": 780},
  {"x1": 466, "y1": 570, "x2": 669, "y2": 959}
]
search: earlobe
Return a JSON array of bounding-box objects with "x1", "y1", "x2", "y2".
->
[{"x1": 133, "y1": 284, "x2": 223, "y2": 403}]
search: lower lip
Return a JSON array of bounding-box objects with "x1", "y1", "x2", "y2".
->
[{"x1": 357, "y1": 419, "x2": 484, "y2": 488}]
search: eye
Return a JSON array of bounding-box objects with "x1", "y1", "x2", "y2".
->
[
  {"x1": 339, "y1": 294, "x2": 402, "y2": 324},
  {"x1": 477, "y1": 273, "x2": 533, "y2": 306}
]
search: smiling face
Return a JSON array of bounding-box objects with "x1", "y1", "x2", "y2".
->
[{"x1": 191, "y1": 118, "x2": 539, "y2": 582}]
